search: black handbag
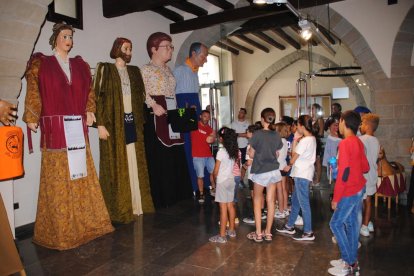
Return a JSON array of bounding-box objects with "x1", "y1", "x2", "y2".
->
[{"x1": 167, "y1": 108, "x2": 198, "y2": 133}]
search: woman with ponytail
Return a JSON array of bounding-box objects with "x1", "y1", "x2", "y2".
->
[
  {"x1": 277, "y1": 115, "x2": 316, "y2": 241},
  {"x1": 246, "y1": 108, "x2": 283, "y2": 243}
]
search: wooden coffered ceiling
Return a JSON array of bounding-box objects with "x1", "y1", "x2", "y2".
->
[{"x1": 102, "y1": 0, "x2": 345, "y2": 55}]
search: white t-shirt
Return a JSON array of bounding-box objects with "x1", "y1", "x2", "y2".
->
[
  {"x1": 277, "y1": 138, "x2": 288, "y2": 170},
  {"x1": 231, "y1": 119, "x2": 250, "y2": 148},
  {"x1": 359, "y1": 135, "x2": 380, "y2": 187},
  {"x1": 291, "y1": 136, "x2": 316, "y2": 181},
  {"x1": 216, "y1": 147, "x2": 235, "y2": 183}
]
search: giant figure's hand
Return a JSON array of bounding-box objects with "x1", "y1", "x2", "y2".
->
[
  {"x1": 0, "y1": 100, "x2": 17, "y2": 125},
  {"x1": 27, "y1": 123, "x2": 38, "y2": 133},
  {"x1": 152, "y1": 103, "x2": 166, "y2": 117},
  {"x1": 98, "y1": 126, "x2": 110, "y2": 140},
  {"x1": 86, "y1": 112, "x2": 96, "y2": 126}
]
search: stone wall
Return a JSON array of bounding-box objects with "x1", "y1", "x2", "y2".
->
[
  {"x1": 314, "y1": 7, "x2": 413, "y2": 168},
  {"x1": 0, "y1": 0, "x2": 52, "y2": 103}
]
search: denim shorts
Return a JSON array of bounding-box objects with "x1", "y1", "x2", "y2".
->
[
  {"x1": 193, "y1": 157, "x2": 215, "y2": 178},
  {"x1": 251, "y1": 169, "x2": 282, "y2": 187}
]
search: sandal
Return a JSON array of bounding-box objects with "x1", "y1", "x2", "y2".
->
[
  {"x1": 264, "y1": 232, "x2": 273, "y2": 242},
  {"x1": 247, "y1": 231, "x2": 263, "y2": 243}
]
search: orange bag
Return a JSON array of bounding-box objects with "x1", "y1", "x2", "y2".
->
[{"x1": 0, "y1": 126, "x2": 24, "y2": 180}]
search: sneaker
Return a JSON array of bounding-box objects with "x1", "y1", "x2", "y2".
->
[
  {"x1": 360, "y1": 225, "x2": 370, "y2": 237},
  {"x1": 294, "y1": 216, "x2": 304, "y2": 226},
  {"x1": 261, "y1": 212, "x2": 267, "y2": 220},
  {"x1": 330, "y1": 259, "x2": 345, "y2": 267},
  {"x1": 198, "y1": 194, "x2": 205, "y2": 204},
  {"x1": 328, "y1": 263, "x2": 360, "y2": 276},
  {"x1": 243, "y1": 216, "x2": 255, "y2": 224},
  {"x1": 368, "y1": 221, "x2": 374, "y2": 232},
  {"x1": 209, "y1": 234, "x2": 227, "y2": 243},
  {"x1": 292, "y1": 232, "x2": 315, "y2": 241},
  {"x1": 210, "y1": 188, "x2": 216, "y2": 197},
  {"x1": 276, "y1": 224, "x2": 296, "y2": 235},
  {"x1": 283, "y1": 209, "x2": 290, "y2": 216},
  {"x1": 226, "y1": 229, "x2": 237, "y2": 238},
  {"x1": 274, "y1": 211, "x2": 286, "y2": 219}
]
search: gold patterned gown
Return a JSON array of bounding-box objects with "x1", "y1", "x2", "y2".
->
[{"x1": 23, "y1": 54, "x2": 114, "y2": 250}]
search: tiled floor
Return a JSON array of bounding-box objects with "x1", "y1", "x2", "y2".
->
[{"x1": 16, "y1": 184, "x2": 414, "y2": 275}]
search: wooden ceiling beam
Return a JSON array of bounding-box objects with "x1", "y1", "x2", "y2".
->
[
  {"x1": 315, "y1": 24, "x2": 336, "y2": 45},
  {"x1": 170, "y1": 0, "x2": 345, "y2": 34},
  {"x1": 151, "y1": 6, "x2": 184, "y2": 22},
  {"x1": 170, "y1": 5, "x2": 287, "y2": 34},
  {"x1": 222, "y1": 38, "x2": 254, "y2": 54},
  {"x1": 215, "y1": 41, "x2": 239, "y2": 55},
  {"x1": 205, "y1": 0, "x2": 234, "y2": 10},
  {"x1": 103, "y1": 0, "x2": 183, "y2": 18},
  {"x1": 233, "y1": 34, "x2": 269, "y2": 53},
  {"x1": 271, "y1": 27, "x2": 301, "y2": 50},
  {"x1": 252, "y1": 31, "x2": 285, "y2": 50},
  {"x1": 170, "y1": 1, "x2": 208, "y2": 17}
]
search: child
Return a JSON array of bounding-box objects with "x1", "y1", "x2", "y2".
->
[
  {"x1": 209, "y1": 127, "x2": 239, "y2": 243},
  {"x1": 323, "y1": 114, "x2": 342, "y2": 179},
  {"x1": 359, "y1": 113, "x2": 380, "y2": 236},
  {"x1": 242, "y1": 123, "x2": 265, "y2": 224},
  {"x1": 276, "y1": 115, "x2": 316, "y2": 240},
  {"x1": 328, "y1": 111, "x2": 369, "y2": 276},
  {"x1": 274, "y1": 122, "x2": 290, "y2": 219},
  {"x1": 246, "y1": 108, "x2": 283, "y2": 242}
]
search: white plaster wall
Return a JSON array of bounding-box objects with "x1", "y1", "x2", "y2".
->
[
  {"x1": 14, "y1": 0, "x2": 191, "y2": 227},
  {"x1": 331, "y1": 0, "x2": 414, "y2": 78}
]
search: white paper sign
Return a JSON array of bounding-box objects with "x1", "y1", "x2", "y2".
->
[
  {"x1": 63, "y1": 116, "x2": 87, "y2": 180},
  {"x1": 165, "y1": 96, "x2": 181, "y2": 139}
]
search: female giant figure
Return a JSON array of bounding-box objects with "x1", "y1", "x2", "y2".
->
[
  {"x1": 141, "y1": 32, "x2": 192, "y2": 208},
  {"x1": 23, "y1": 23, "x2": 113, "y2": 250}
]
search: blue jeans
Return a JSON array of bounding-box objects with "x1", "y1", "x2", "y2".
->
[
  {"x1": 287, "y1": 177, "x2": 312, "y2": 233},
  {"x1": 329, "y1": 187, "x2": 364, "y2": 265}
]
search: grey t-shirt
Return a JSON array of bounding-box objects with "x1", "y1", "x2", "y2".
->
[{"x1": 250, "y1": 129, "x2": 283, "y2": 174}]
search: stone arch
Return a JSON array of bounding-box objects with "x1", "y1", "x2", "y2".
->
[{"x1": 245, "y1": 50, "x2": 365, "y2": 119}]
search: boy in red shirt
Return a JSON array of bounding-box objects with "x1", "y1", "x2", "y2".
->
[
  {"x1": 328, "y1": 111, "x2": 369, "y2": 276},
  {"x1": 191, "y1": 110, "x2": 216, "y2": 203}
]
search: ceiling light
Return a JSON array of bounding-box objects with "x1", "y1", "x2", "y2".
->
[
  {"x1": 298, "y1": 19, "x2": 312, "y2": 41},
  {"x1": 253, "y1": 0, "x2": 288, "y2": 5}
]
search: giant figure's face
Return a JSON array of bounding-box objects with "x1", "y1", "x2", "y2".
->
[
  {"x1": 56, "y1": 29, "x2": 73, "y2": 53},
  {"x1": 120, "y1": 42, "x2": 132, "y2": 63}
]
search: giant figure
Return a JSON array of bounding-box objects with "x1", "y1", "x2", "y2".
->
[
  {"x1": 141, "y1": 32, "x2": 192, "y2": 208},
  {"x1": 94, "y1": 37, "x2": 154, "y2": 223},
  {"x1": 23, "y1": 23, "x2": 113, "y2": 250},
  {"x1": 173, "y1": 42, "x2": 208, "y2": 192}
]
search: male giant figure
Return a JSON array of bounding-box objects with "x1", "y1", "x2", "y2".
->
[{"x1": 174, "y1": 42, "x2": 208, "y2": 192}]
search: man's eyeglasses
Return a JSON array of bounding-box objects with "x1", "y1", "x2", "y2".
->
[{"x1": 158, "y1": 45, "x2": 174, "y2": 50}]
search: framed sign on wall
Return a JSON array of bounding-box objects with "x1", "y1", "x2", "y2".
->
[
  {"x1": 46, "y1": 0, "x2": 83, "y2": 30},
  {"x1": 279, "y1": 94, "x2": 331, "y2": 119}
]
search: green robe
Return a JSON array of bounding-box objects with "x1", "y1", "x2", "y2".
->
[{"x1": 94, "y1": 63, "x2": 154, "y2": 223}]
